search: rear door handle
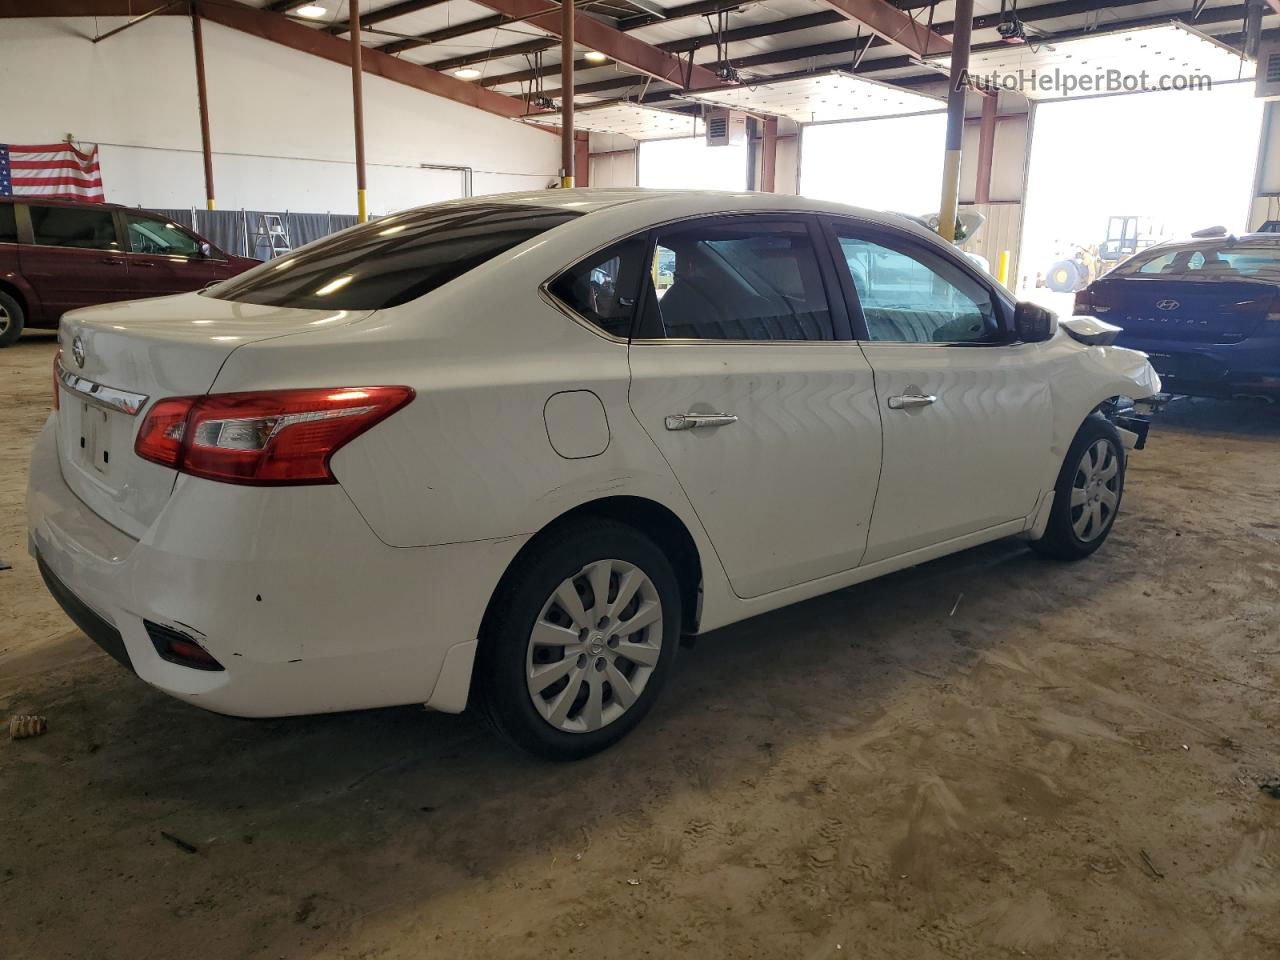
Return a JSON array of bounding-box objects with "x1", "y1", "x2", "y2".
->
[
  {"x1": 665, "y1": 413, "x2": 738, "y2": 431},
  {"x1": 887, "y1": 393, "x2": 937, "y2": 410},
  {"x1": 99, "y1": 257, "x2": 124, "y2": 265}
]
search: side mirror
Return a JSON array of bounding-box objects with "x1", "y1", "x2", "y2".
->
[
  {"x1": 1014, "y1": 301, "x2": 1057, "y2": 343},
  {"x1": 199, "y1": 241, "x2": 213, "y2": 258}
]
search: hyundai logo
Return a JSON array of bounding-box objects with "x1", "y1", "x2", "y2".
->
[
  {"x1": 71, "y1": 335, "x2": 85, "y2": 368},
  {"x1": 1156, "y1": 299, "x2": 1180, "y2": 311}
]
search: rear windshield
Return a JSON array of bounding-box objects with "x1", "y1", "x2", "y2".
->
[
  {"x1": 205, "y1": 202, "x2": 581, "y2": 310},
  {"x1": 1113, "y1": 243, "x2": 1280, "y2": 282}
]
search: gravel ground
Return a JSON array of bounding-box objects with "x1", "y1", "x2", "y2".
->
[{"x1": 2, "y1": 331, "x2": 1278, "y2": 959}]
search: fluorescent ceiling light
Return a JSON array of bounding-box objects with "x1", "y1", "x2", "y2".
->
[
  {"x1": 294, "y1": 3, "x2": 326, "y2": 17},
  {"x1": 584, "y1": 51, "x2": 608, "y2": 64},
  {"x1": 454, "y1": 68, "x2": 482, "y2": 80}
]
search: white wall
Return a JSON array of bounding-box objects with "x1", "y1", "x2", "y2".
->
[{"x1": 0, "y1": 16, "x2": 560, "y2": 215}]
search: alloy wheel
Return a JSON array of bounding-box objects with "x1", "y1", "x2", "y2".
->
[
  {"x1": 525, "y1": 558, "x2": 663, "y2": 733},
  {"x1": 1070, "y1": 438, "x2": 1120, "y2": 542},
  {"x1": 0, "y1": 303, "x2": 9, "y2": 336}
]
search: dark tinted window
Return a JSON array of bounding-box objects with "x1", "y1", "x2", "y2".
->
[
  {"x1": 645, "y1": 220, "x2": 834, "y2": 341},
  {"x1": 30, "y1": 205, "x2": 119, "y2": 250},
  {"x1": 207, "y1": 203, "x2": 580, "y2": 310},
  {"x1": 548, "y1": 234, "x2": 649, "y2": 338},
  {"x1": 0, "y1": 205, "x2": 16, "y2": 244}
]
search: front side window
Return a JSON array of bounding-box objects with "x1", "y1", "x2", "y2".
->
[
  {"x1": 643, "y1": 219, "x2": 834, "y2": 341},
  {"x1": 835, "y1": 231, "x2": 998, "y2": 343},
  {"x1": 126, "y1": 214, "x2": 205, "y2": 257},
  {"x1": 547, "y1": 234, "x2": 649, "y2": 338},
  {"x1": 207, "y1": 203, "x2": 581, "y2": 310},
  {"x1": 29, "y1": 205, "x2": 118, "y2": 251}
]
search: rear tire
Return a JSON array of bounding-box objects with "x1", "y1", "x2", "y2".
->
[
  {"x1": 0, "y1": 290, "x2": 24, "y2": 347},
  {"x1": 474, "y1": 520, "x2": 681, "y2": 760},
  {"x1": 1029, "y1": 414, "x2": 1126, "y2": 561},
  {"x1": 1045, "y1": 260, "x2": 1080, "y2": 293}
]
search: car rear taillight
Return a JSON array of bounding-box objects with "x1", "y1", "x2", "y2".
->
[
  {"x1": 134, "y1": 386, "x2": 414, "y2": 485},
  {"x1": 1073, "y1": 287, "x2": 1093, "y2": 315}
]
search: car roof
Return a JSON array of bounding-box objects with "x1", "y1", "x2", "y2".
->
[{"x1": 0, "y1": 196, "x2": 125, "y2": 211}]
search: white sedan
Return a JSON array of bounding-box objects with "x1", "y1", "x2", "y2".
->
[{"x1": 27, "y1": 190, "x2": 1160, "y2": 759}]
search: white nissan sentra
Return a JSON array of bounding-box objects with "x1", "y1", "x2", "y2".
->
[{"x1": 27, "y1": 189, "x2": 1160, "y2": 759}]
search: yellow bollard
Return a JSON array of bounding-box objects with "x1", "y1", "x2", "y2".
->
[{"x1": 997, "y1": 250, "x2": 1011, "y2": 287}]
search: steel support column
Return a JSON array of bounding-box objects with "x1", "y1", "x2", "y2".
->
[
  {"x1": 560, "y1": 0, "x2": 574, "y2": 187},
  {"x1": 191, "y1": 5, "x2": 216, "y2": 210},
  {"x1": 760, "y1": 116, "x2": 778, "y2": 193},
  {"x1": 937, "y1": 0, "x2": 973, "y2": 243},
  {"x1": 350, "y1": 0, "x2": 369, "y2": 220},
  {"x1": 974, "y1": 92, "x2": 997, "y2": 205}
]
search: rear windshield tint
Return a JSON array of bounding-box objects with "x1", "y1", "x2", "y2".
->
[
  {"x1": 205, "y1": 203, "x2": 581, "y2": 310},
  {"x1": 1114, "y1": 243, "x2": 1280, "y2": 281}
]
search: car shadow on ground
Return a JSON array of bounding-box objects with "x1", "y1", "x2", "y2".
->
[{"x1": 1154, "y1": 395, "x2": 1280, "y2": 438}]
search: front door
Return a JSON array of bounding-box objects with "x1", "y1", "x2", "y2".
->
[
  {"x1": 18, "y1": 203, "x2": 130, "y2": 321},
  {"x1": 626, "y1": 215, "x2": 882, "y2": 599},
  {"x1": 825, "y1": 219, "x2": 1054, "y2": 564},
  {"x1": 123, "y1": 213, "x2": 231, "y2": 297}
]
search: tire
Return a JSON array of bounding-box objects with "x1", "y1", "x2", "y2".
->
[
  {"x1": 0, "y1": 289, "x2": 24, "y2": 347},
  {"x1": 1045, "y1": 260, "x2": 1080, "y2": 293},
  {"x1": 1029, "y1": 414, "x2": 1126, "y2": 561},
  {"x1": 474, "y1": 519, "x2": 681, "y2": 760}
]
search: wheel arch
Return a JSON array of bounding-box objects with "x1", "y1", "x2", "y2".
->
[{"x1": 483, "y1": 495, "x2": 705, "y2": 639}]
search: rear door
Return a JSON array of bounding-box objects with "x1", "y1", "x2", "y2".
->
[
  {"x1": 625, "y1": 214, "x2": 882, "y2": 599},
  {"x1": 17, "y1": 203, "x2": 130, "y2": 320},
  {"x1": 123, "y1": 212, "x2": 234, "y2": 297},
  {"x1": 824, "y1": 217, "x2": 1053, "y2": 564}
]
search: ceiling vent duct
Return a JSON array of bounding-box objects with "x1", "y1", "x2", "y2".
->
[{"x1": 1257, "y1": 39, "x2": 1280, "y2": 98}]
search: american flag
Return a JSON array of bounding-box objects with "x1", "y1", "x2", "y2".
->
[{"x1": 0, "y1": 142, "x2": 105, "y2": 201}]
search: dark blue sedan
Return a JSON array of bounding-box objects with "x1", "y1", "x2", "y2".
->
[{"x1": 1075, "y1": 233, "x2": 1280, "y2": 401}]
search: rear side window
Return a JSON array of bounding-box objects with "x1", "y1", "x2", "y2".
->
[
  {"x1": 0, "y1": 205, "x2": 16, "y2": 244},
  {"x1": 548, "y1": 234, "x2": 649, "y2": 338},
  {"x1": 643, "y1": 219, "x2": 835, "y2": 341},
  {"x1": 30, "y1": 205, "x2": 119, "y2": 250},
  {"x1": 207, "y1": 203, "x2": 581, "y2": 310}
]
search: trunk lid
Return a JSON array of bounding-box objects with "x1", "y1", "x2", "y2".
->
[
  {"x1": 1088, "y1": 277, "x2": 1274, "y2": 344},
  {"x1": 56, "y1": 293, "x2": 370, "y2": 538}
]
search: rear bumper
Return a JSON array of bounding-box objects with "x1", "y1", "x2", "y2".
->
[
  {"x1": 26, "y1": 416, "x2": 527, "y2": 717},
  {"x1": 1115, "y1": 333, "x2": 1280, "y2": 396}
]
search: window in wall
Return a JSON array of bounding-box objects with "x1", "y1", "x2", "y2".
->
[
  {"x1": 642, "y1": 219, "x2": 834, "y2": 341},
  {"x1": 548, "y1": 234, "x2": 650, "y2": 338},
  {"x1": 29, "y1": 205, "x2": 119, "y2": 250},
  {"x1": 835, "y1": 232, "x2": 997, "y2": 343},
  {"x1": 637, "y1": 136, "x2": 749, "y2": 191},
  {"x1": 126, "y1": 214, "x2": 206, "y2": 257}
]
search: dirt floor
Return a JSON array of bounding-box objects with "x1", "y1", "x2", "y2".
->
[{"x1": 2, "y1": 331, "x2": 1279, "y2": 960}]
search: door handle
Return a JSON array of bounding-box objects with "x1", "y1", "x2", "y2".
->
[
  {"x1": 99, "y1": 257, "x2": 124, "y2": 265},
  {"x1": 887, "y1": 393, "x2": 937, "y2": 410},
  {"x1": 664, "y1": 413, "x2": 738, "y2": 431},
  {"x1": 133, "y1": 260, "x2": 156, "y2": 267}
]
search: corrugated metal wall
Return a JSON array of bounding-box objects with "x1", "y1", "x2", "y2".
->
[{"x1": 959, "y1": 201, "x2": 1023, "y2": 290}]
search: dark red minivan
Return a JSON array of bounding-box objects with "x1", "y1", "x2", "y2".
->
[{"x1": 0, "y1": 198, "x2": 258, "y2": 346}]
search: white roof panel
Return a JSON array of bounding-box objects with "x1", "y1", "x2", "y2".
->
[
  {"x1": 682, "y1": 70, "x2": 945, "y2": 124},
  {"x1": 521, "y1": 101, "x2": 704, "y2": 139}
]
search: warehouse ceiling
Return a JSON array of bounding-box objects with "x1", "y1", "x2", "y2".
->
[{"x1": 254, "y1": 0, "x2": 1273, "y2": 111}]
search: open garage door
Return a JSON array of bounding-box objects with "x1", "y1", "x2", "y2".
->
[
  {"x1": 637, "y1": 136, "x2": 748, "y2": 191},
  {"x1": 1018, "y1": 82, "x2": 1264, "y2": 313},
  {"x1": 800, "y1": 112, "x2": 947, "y2": 217}
]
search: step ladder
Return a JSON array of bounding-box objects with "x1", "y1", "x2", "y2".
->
[{"x1": 250, "y1": 212, "x2": 292, "y2": 260}]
